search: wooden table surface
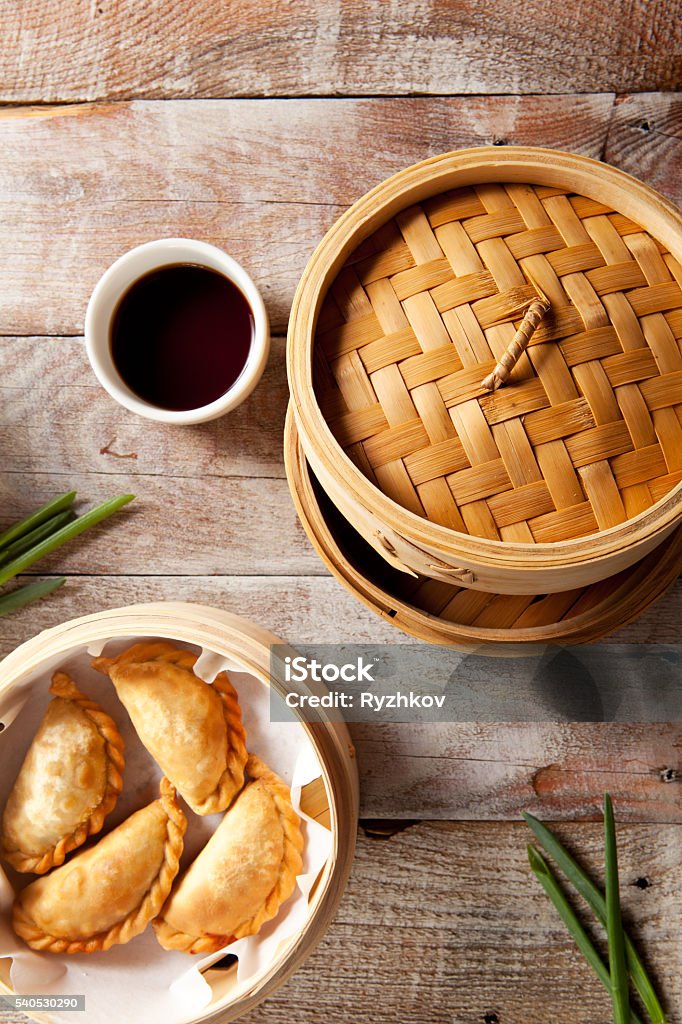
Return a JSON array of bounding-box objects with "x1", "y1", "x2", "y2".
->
[{"x1": 0, "y1": 2, "x2": 681, "y2": 1022}]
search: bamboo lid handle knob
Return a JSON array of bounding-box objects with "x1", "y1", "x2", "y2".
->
[{"x1": 480, "y1": 295, "x2": 551, "y2": 392}]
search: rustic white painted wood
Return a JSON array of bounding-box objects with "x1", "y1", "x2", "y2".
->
[
  {"x1": 0, "y1": 1, "x2": 678, "y2": 101},
  {"x1": 353, "y1": 721, "x2": 682, "y2": 820},
  {"x1": 0, "y1": 77, "x2": 680, "y2": 1024},
  {"x1": 0, "y1": 576, "x2": 678, "y2": 655},
  {"x1": 0, "y1": 96, "x2": 614, "y2": 335},
  {"x1": 605, "y1": 92, "x2": 682, "y2": 200},
  {"x1": 0, "y1": 473, "x2": 320, "y2": 576},
  {"x1": 0, "y1": 336, "x2": 289, "y2": 478}
]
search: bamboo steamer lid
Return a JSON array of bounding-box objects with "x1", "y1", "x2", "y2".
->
[
  {"x1": 288, "y1": 148, "x2": 682, "y2": 594},
  {"x1": 0, "y1": 603, "x2": 358, "y2": 1024},
  {"x1": 285, "y1": 406, "x2": 682, "y2": 646}
]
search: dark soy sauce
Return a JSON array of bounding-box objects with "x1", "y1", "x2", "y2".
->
[{"x1": 110, "y1": 263, "x2": 254, "y2": 411}]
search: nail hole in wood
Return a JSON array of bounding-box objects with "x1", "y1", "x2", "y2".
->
[
  {"x1": 639, "y1": 120, "x2": 651, "y2": 131},
  {"x1": 661, "y1": 767, "x2": 679, "y2": 782},
  {"x1": 632, "y1": 876, "x2": 651, "y2": 890},
  {"x1": 483, "y1": 1014, "x2": 499, "y2": 1023},
  {"x1": 492, "y1": 137, "x2": 508, "y2": 146}
]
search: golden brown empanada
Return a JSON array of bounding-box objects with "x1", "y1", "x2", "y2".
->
[
  {"x1": 1, "y1": 672, "x2": 125, "y2": 875},
  {"x1": 13, "y1": 777, "x2": 186, "y2": 954},
  {"x1": 92, "y1": 641, "x2": 247, "y2": 815},
  {"x1": 154, "y1": 755, "x2": 304, "y2": 954}
]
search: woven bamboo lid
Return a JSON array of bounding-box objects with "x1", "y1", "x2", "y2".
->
[
  {"x1": 289, "y1": 149, "x2": 682, "y2": 593},
  {"x1": 285, "y1": 409, "x2": 682, "y2": 645},
  {"x1": 314, "y1": 174, "x2": 682, "y2": 545}
]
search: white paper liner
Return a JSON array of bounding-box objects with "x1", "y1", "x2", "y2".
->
[{"x1": 0, "y1": 635, "x2": 333, "y2": 1024}]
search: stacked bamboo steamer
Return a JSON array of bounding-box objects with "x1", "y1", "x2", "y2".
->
[
  {"x1": 0, "y1": 603, "x2": 359, "y2": 1024},
  {"x1": 286, "y1": 148, "x2": 682, "y2": 643}
]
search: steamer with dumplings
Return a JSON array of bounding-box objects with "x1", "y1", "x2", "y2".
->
[{"x1": 0, "y1": 603, "x2": 358, "y2": 1023}]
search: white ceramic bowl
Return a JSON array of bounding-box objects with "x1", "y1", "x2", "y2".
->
[{"x1": 85, "y1": 238, "x2": 270, "y2": 424}]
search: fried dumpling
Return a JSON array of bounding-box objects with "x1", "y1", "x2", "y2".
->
[
  {"x1": 13, "y1": 777, "x2": 186, "y2": 954},
  {"x1": 92, "y1": 641, "x2": 247, "y2": 816},
  {"x1": 1, "y1": 672, "x2": 125, "y2": 874},
  {"x1": 154, "y1": 755, "x2": 304, "y2": 954}
]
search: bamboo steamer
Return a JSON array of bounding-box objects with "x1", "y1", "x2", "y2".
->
[
  {"x1": 287, "y1": 148, "x2": 682, "y2": 595},
  {"x1": 0, "y1": 602, "x2": 358, "y2": 1024},
  {"x1": 285, "y1": 407, "x2": 682, "y2": 645}
]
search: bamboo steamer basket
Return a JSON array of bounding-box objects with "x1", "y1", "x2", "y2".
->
[
  {"x1": 0, "y1": 602, "x2": 358, "y2": 1024},
  {"x1": 285, "y1": 407, "x2": 682, "y2": 645},
  {"x1": 287, "y1": 147, "x2": 682, "y2": 595}
]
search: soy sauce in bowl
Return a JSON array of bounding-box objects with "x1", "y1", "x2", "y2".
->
[{"x1": 110, "y1": 263, "x2": 254, "y2": 412}]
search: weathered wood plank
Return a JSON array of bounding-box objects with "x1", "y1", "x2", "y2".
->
[
  {"x1": 0, "y1": 576, "x2": 406, "y2": 654},
  {"x1": 0, "y1": 575, "x2": 677, "y2": 657},
  {"x1": 0, "y1": 474, "x2": 321, "y2": 576},
  {"x1": 0, "y1": 2, "x2": 679, "y2": 101},
  {"x1": 0, "y1": 336, "x2": 289, "y2": 478},
  {"x1": 0, "y1": 96, "x2": 613, "y2": 335},
  {"x1": 605, "y1": 92, "x2": 682, "y2": 203},
  {"x1": 241, "y1": 821, "x2": 682, "y2": 1024},
  {"x1": 354, "y1": 722, "x2": 682, "y2": 821}
]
